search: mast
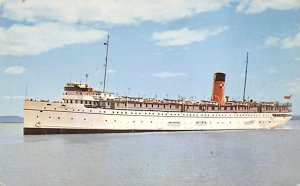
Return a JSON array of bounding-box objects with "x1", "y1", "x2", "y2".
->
[
  {"x1": 103, "y1": 35, "x2": 109, "y2": 92},
  {"x1": 242, "y1": 52, "x2": 249, "y2": 102}
]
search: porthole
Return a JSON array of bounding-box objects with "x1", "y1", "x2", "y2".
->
[
  {"x1": 49, "y1": 117, "x2": 51, "y2": 118},
  {"x1": 84, "y1": 118, "x2": 86, "y2": 120},
  {"x1": 58, "y1": 117, "x2": 60, "y2": 119}
]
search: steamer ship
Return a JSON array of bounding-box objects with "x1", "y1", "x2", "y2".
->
[{"x1": 23, "y1": 36, "x2": 292, "y2": 134}]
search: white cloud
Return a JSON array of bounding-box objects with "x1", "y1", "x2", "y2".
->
[
  {"x1": 264, "y1": 36, "x2": 280, "y2": 47},
  {"x1": 3, "y1": 95, "x2": 25, "y2": 99},
  {"x1": 268, "y1": 68, "x2": 277, "y2": 74},
  {"x1": 264, "y1": 32, "x2": 300, "y2": 49},
  {"x1": 107, "y1": 69, "x2": 117, "y2": 74},
  {"x1": 152, "y1": 27, "x2": 229, "y2": 46},
  {"x1": 282, "y1": 32, "x2": 300, "y2": 48},
  {"x1": 153, "y1": 71, "x2": 185, "y2": 78},
  {"x1": 237, "y1": 0, "x2": 300, "y2": 13},
  {"x1": 295, "y1": 57, "x2": 300, "y2": 61},
  {"x1": 1, "y1": 0, "x2": 231, "y2": 25},
  {"x1": 4, "y1": 66, "x2": 26, "y2": 74},
  {"x1": 0, "y1": 22, "x2": 107, "y2": 56}
]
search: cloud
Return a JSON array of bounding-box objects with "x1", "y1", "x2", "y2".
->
[
  {"x1": 295, "y1": 57, "x2": 300, "y2": 61},
  {"x1": 107, "y1": 69, "x2": 117, "y2": 74},
  {"x1": 152, "y1": 27, "x2": 229, "y2": 46},
  {"x1": 4, "y1": 66, "x2": 26, "y2": 74},
  {"x1": 0, "y1": 23, "x2": 107, "y2": 55},
  {"x1": 153, "y1": 71, "x2": 186, "y2": 78},
  {"x1": 3, "y1": 95, "x2": 25, "y2": 99},
  {"x1": 264, "y1": 32, "x2": 300, "y2": 49},
  {"x1": 264, "y1": 36, "x2": 280, "y2": 47},
  {"x1": 1, "y1": 0, "x2": 231, "y2": 25},
  {"x1": 237, "y1": 0, "x2": 300, "y2": 13},
  {"x1": 282, "y1": 32, "x2": 300, "y2": 48},
  {"x1": 0, "y1": 22, "x2": 107, "y2": 56},
  {"x1": 268, "y1": 68, "x2": 277, "y2": 74}
]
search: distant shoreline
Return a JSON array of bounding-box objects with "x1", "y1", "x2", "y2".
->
[{"x1": 0, "y1": 116, "x2": 23, "y2": 123}]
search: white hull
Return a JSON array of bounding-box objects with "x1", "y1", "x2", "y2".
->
[{"x1": 24, "y1": 101, "x2": 292, "y2": 134}]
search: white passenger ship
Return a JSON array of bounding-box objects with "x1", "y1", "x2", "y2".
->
[
  {"x1": 23, "y1": 37, "x2": 292, "y2": 134},
  {"x1": 23, "y1": 72, "x2": 292, "y2": 134}
]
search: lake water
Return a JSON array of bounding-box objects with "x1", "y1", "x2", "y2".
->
[{"x1": 1, "y1": 121, "x2": 300, "y2": 186}]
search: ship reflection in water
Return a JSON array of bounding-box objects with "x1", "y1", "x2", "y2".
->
[{"x1": 1, "y1": 121, "x2": 300, "y2": 186}]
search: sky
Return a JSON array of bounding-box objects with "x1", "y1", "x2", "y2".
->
[{"x1": 0, "y1": 0, "x2": 300, "y2": 116}]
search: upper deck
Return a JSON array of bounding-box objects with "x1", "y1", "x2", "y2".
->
[{"x1": 60, "y1": 82, "x2": 292, "y2": 114}]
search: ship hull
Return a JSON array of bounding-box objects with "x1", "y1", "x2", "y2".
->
[{"x1": 24, "y1": 101, "x2": 292, "y2": 135}]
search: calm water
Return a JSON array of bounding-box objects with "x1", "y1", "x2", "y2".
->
[{"x1": 1, "y1": 121, "x2": 300, "y2": 186}]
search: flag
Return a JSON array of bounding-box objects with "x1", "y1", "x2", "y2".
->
[{"x1": 284, "y1": 95, "x2": 292, "y2": 99}]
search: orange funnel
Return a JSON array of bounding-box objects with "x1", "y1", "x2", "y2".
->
[{"x1": 211, "y1": 72, "x2": 226, "y2": 104}]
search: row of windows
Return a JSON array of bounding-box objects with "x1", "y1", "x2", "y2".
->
[
  {"x1": 65, "y1": 99, "x2": 96, "y2": 105},
  {"x1": 63, "y1": 99, "x2": 284, "y2": 111},
  {"x1": 36, "y1": 116, "x2": 278, "y2": 125},
  {"x1": 42, "y1": 106, "x2": 273, "y2": 117}
]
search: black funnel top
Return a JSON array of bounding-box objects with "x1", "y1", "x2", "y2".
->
[{"x1": 214, "y1": 73, "x2": 226, "y2": 82}]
